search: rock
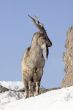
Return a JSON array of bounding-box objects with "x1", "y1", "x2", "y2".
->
[
  {"x1": 62, "y1": 27, "x2": 73, "y2": 87},
  {"x1": 0, "y1": 85, "x2": 9, "y2": 93}
]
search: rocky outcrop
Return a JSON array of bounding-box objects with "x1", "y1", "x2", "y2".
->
[{"x1": 62, "y1": 27, "x2": 73, "y2": 87}]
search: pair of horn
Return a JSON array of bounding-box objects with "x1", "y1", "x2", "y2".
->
[{"x1": 28, "y1": 15, "x2": 46, "y2": 33}]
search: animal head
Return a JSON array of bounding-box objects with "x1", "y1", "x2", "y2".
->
[
  {"x1": 28, "y1": 15, "x2": 52, "y2": 47},
  {"x1": 28, "y1": 15, "x2": 52, "y2": 58}
]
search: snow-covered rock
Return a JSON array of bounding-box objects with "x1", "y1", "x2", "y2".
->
[
  {"x1": 0, "y1": 81, "x2": 25, "y2": 110},
  {"x1": 0, "y1": 81, "x2": 24, "y2": 91}
]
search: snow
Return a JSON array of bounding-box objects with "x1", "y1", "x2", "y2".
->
[
  {"x1": 0, "y1": 81, "x2": 73, "y2": 110},
  {"x1": 0, "y1": 81, "x2": 24, "y2": 90},
  {"x1": 0, "y1": 81, "x2": 25, "y2": 109}
]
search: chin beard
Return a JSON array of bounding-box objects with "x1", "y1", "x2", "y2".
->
[
  {"x1": 46, "y1": 45, "x2": 49, "y2": 58},
  {"x1": 42, "y1": 44, "x2": 49, "y2": 59}
]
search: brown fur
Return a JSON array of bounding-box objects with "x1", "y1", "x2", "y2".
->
[{"x1": 21, "y1": 16, "x2": 52, "y2": 98}]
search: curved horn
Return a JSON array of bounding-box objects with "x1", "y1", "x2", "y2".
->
[{"x1": 28, "y1": 14, "x2": 46, "y2": 33}]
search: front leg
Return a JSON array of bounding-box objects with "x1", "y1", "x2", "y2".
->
[
  {"x1": 28, "y1": 81, "x2": 34, "y2": 97},
  {"x1": 23, "y1": 79, "x2": 29, "y2": 98},
  {"x1": 34, "y1": 82, "x2": 40, "y2": 96}
]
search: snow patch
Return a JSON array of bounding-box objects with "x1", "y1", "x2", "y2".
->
[{"x1": 0, "y1": 81, "x2": 73, "y2": 110}]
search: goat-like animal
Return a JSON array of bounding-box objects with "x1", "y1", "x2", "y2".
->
[{"x1": 21, "y1": 15, "x2": 52, "y2": 98}]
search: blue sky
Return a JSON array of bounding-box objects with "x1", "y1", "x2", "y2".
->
[{"x1": 0, "y1": 0, "x2": 73, "y2": 88}]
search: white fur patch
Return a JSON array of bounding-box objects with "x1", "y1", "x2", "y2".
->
[{"x1": 41, "y1": 44, "x2": 47, "y2": 60}]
